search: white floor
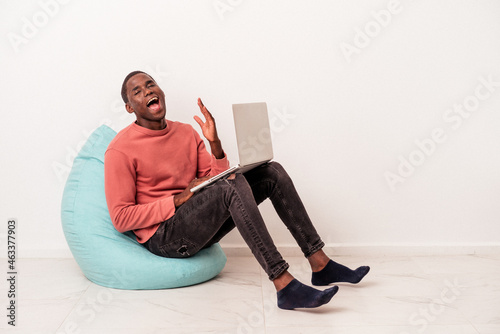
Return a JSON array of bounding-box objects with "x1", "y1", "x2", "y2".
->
[{"x1": 1, "y1": 254, "x2": 500, "y2": 334}]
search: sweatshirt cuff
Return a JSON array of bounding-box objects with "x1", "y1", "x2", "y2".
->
[
  {"x1": 211, "y1": 152, "x2": 230, "y2": 170},
  {"x1": 161, "y1": 195, "x2": 176, "y2": 220}
]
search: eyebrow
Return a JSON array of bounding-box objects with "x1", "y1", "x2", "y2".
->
[{"x1": 131, "y1": 80, "x2": 155, "y2": 92}]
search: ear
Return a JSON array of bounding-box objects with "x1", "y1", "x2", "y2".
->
[{"x1": 125, "y1": 103, "x2": 134, "y2": 114}]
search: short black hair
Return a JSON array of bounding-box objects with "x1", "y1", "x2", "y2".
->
[{"x1": 121, "y1": 70, "x2": 154, "y2": 103}]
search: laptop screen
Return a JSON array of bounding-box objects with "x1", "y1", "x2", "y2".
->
[{"x1": 232, "y1": 102, "x2": 274, "y2": 166}]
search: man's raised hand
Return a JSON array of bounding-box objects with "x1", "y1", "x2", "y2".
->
[
  {"x1": 194, "y1": 98, "x2": 219, "y2": 143},
  {"x1": 193, "y1": 98, "x2": 224, "y2": 159}
]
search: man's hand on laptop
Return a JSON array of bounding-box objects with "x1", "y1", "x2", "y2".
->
[
  {"x1": 173, "y1": 176, "x2": 211, "y2": 208},
  {"x1": 194, "y1": 98, "x2": 224, "y2": 159}
]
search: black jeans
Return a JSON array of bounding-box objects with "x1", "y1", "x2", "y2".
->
[{"x1": 144, "y1": 162, "x2": 324, "y2": 280}]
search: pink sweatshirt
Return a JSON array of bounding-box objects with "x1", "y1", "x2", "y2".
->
[{"x1": 104, "y1": 120, "x2": 229, "y2": 243}]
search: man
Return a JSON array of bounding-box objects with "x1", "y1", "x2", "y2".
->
[{"x1": 104, "y1": 71, "x2": 370, "y2": 310}]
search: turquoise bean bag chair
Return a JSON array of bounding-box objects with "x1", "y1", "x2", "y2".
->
[{"x1": 61, "y1": 125, "x2": 226, "y2": 289}]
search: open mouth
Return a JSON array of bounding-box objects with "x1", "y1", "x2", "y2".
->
[{"x1": 146, "y1": 96, "x2": 161, "y2": 112}]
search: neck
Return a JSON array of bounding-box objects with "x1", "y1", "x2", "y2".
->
[{"x1": 135, "y1": 118, "x2": 167, "y2": 131}]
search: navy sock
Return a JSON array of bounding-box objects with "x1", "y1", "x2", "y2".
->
[
  {"x1": 277, "y1": 279, "x2": 338, "y2": 310},
  {"x1": 312, "y1": 260, "x2": 370, "y2": 286}
]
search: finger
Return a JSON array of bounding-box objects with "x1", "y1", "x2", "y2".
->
[
  {"x1": 197, "y1": 98, "x2": 208, "y2": 113},
  {"x1": 193, "y1": 176, "x2": 210, "y2": 186},
  {"x1": 193, "y1": 115, "x2": 204, "y2": 127},
  {"x1": 197, "y1": 98, "x2": 212, "y2": 117}
]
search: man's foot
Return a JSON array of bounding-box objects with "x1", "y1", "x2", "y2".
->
[
  {"x1": 312, "y1": 260, "x2": 370, "y2": 286},
  {"x1": 277, "y1": 279, "x2": 338, "y2": 310}
]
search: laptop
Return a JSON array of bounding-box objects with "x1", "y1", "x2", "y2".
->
[{"x1": 190, "y1": 102, "x2": 273, "y2": 192}]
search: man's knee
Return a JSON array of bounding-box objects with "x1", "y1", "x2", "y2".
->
[
  {"x1": 267, "y1": 161, "x2": 284, "y2": 172},
  {"x1": 242, "y1": 161, "x2": 287, "y2": 184}
]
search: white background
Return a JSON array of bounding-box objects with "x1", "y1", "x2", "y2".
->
[{"x1": 1, "y1": 0, "x2": 499, "y2": 257}]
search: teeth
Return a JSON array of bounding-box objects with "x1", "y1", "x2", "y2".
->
[{"x1": 147, "y1": 97, "x2": 159, "y2": 106}]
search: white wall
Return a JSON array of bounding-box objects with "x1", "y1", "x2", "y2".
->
[{"x1": 1, "y1": 0, "x2": 500, "y2": 257}]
